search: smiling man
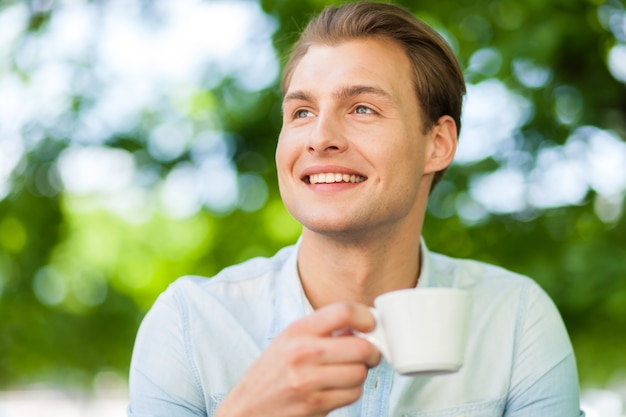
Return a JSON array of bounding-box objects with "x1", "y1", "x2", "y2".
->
[
  {"x1": 276, "y1": 37, "x2": 457, "y2": 310},
  {"x1": 128, "y1": 2, "x2": 585, "y2": 417}
]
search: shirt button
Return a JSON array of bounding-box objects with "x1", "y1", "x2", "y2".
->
[{"x1": 374, "y1": 377, "x2": 380, "y2": 390}]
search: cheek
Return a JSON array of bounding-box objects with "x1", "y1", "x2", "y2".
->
[
  {"x1": 275, "y1": 133, "x2": 297, "y2": 178},
  {"x1": 379, "y1": 143, "x2": 427, "y2": 187},
  {"x1": 376, "y1": 132, "x2": 421, "y2": 170}
]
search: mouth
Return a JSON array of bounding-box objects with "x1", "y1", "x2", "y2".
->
[{"x1": 305, "y1": 173, "x2": 366, "y2": 184}]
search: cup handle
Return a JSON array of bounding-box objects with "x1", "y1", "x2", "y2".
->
[{"x1": 354, "y1": 308, "x2": 392, "y2": 365}]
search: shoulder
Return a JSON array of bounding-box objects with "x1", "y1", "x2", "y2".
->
[
  {"x1": 165, "y1": 244, "x2": 296, "y2": 298},
  {"x1": 428, "y1": 250, "x2": 563, "y2": 337},
  {"x1": 152, "y1": 244, "x2": 297, "y2": 331},
  {"x1": 429, "y1": 249, "x2": 572, "y2": 345},
  {"x1": 142, "y1": 244, "x2": 297, "y2": 328},
  {"x1": 429, "y1": 251, "x2": 540, "y2": 296}
]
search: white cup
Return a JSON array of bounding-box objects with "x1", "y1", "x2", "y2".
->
[{"x1": 358, "y1": 288, "x2": 471, "y2": 376}]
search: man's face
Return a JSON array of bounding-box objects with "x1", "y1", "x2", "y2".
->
[{"x1": 276, "y1": 38, "x2": 445, "y2": 236}]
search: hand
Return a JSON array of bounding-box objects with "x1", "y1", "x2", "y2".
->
[{"x1": 215, "y1": 301, "x2": 381, "y2": 417}]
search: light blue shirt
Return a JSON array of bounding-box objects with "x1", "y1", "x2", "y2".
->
[{"x1": 128, "y1": 240, "x2": 584, "y2": 416}]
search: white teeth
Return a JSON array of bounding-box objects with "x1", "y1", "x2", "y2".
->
[{"x1": 309, "y1": 173, "x2": 365, "y2": 184}]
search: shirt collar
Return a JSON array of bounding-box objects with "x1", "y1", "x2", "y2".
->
[
  {"x1": 266, "y1": 237, "x2": 441, "y2": 345},
  {"x1": 266, "y1": 238, "x2": 308, "y2": 345},
  {"x1": 417, "y1": 236, "x2": 435, "y2": 288}
]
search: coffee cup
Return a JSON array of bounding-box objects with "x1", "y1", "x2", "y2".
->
[{"x1": 357, "y1": 287, "x2": 471, "y2": 376}]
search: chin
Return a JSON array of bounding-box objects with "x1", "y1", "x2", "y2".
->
[
  {"x1": 300, "y1": 215, "x2": 377, "y2": 238},
  {"x1": 296, "y1": 214, "x2": 351, "y2": 232}
]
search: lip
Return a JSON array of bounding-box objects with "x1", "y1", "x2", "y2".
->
[{"x1": 300, "y1": 165, "x2": 368, "y2": 184}]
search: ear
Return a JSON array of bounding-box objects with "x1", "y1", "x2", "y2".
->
[{"x1": 423, "y1": 115, "x2": 457, "y2": 174}]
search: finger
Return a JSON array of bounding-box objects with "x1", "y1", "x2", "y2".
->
[
  {"x1": 290, "y1": 302, "x2": 376, "y2": 337},
  {"x1": 316, "y1": 363, "x2": 369, "y2": 390},
  {"x1": 311, "y1": 335, "x2": 381, "y2": 367},
  {"x1": 308, "y1": 386, "x2": 364, "y2": 414},
  {"x1": 279, "y1": 363, "x2": 367, "y2": 413},
  {"x1": 287, "y1": 363, "x2": 368, "y2": 393}
]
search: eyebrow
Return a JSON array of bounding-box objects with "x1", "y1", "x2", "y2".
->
[
  {"x1": 283, "y1": 85, "x2": 394, "y2": 105},
  {"x1": 333, "y1": 85, "x2": 393, "y2": 102},
  {"x1": 283, "y1": 90, "x2": 312, "y2": 104}
]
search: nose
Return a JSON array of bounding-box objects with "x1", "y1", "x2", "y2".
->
[{"x1": 308, "y1": 113, "x2": 348, "y2": 154}]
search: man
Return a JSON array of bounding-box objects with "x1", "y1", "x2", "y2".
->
[{"x1": 128, "y1": 2, "x2": 585, "y2": 416}]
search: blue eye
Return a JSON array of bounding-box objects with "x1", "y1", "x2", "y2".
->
[
  {"x1": 355, "y1": 105, "x2": 374, "y2": 114},
  {"x1": 295, "y1": 109, "x2": 313, "y2": 118}
]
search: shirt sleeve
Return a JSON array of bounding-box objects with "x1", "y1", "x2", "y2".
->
[
  {"x1": 504, "y1": 281, "x2": 585, "y2": 417},
  {"x1": 128, "y1": 286, "x2": 206, "y2": 417}
]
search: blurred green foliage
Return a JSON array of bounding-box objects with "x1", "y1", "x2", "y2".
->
[{"x1": 0, "y1": 0, "x2": 625, "y2": 392}]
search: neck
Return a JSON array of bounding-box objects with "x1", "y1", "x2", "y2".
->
[{"x1": 297, "y1": 224, "x2": 423, "y2": 309}]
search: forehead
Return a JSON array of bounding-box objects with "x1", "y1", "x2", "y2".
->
[{"x1": 285, "y1": 38, "x2": 415, "y2": 99}]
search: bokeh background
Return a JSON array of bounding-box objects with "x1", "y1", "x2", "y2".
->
[{"x1": 0, "y1": 0, "x2": 625, "y2": 415}]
